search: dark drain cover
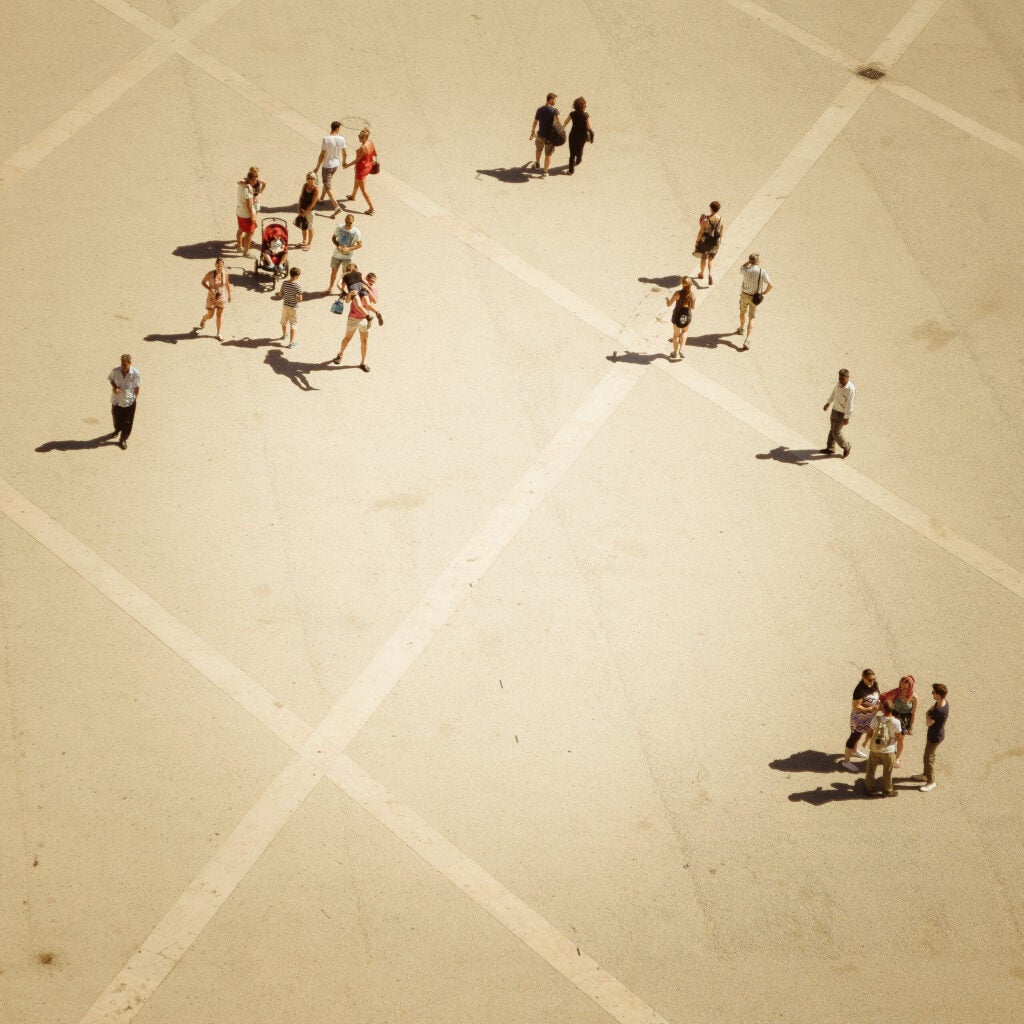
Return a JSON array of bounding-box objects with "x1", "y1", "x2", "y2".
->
[{"x1": 857, "y1": 66, "x2": 886, "y2": 80}]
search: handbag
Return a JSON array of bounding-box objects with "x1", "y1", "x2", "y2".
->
[
  {"x1": 331, "y1": 297, "x2": 346, "y2": 315},
  {"x1": 751, "y1": 268, "x2": 765, "y2": 305},
  {"x1": 294, "y1": 214, "x2": 308, "y2": 230},
  {"x1": 548, "y1": 120, "x2": 567, "y2": 147},
  {"x1": 370, "y1": 153, "x2": 380, "y2": 175}
]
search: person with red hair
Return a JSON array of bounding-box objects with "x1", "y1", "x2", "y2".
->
[{"x1": 882, "y1": 675, "x2": 918, "y2": 768}]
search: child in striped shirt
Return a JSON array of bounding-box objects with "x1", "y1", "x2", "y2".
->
[{"x1": 278, "y1": 267, "x2": 303, "y2": 348}]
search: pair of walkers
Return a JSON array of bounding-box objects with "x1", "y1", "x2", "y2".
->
[
  {"x1": 529, "y1": 93, "x2": 595, "y2": 176},
  {"x1": 841, "y1": 669, "x2": 950, "y2": 795},
  {"x1": 313, "y1": 122, "x2": 377, "y2": 216}
]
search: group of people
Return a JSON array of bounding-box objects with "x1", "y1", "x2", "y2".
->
[
  {"x1": 840, "y1": 669, "x2": 950, "y2": 796},
  {"x1": 189, "y1": 121, "x2": 386, "y2": 368}
]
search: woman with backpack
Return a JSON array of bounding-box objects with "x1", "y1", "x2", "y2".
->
[
  {"x1": 693, "y1": 201, "x2": 724, "y2": 285},
  {"x1": 665, "y1": 276, "x2": 696, "y2": 360}
]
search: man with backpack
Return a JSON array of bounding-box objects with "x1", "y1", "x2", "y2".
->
[{"x1": 864, "y1": 699, "x2": 902, "y2": 797}]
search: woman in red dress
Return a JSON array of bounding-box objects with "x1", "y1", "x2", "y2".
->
[{"x1": 347, "y1": 128, "x2": 376, "y2": 216}]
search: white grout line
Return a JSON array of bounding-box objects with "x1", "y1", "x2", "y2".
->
[
  {"x1": 0, "y1": 478, "x2": 314, "y2": 752},
  {"x1": 867, "y1": 0, "x2": 947, "y2": 70},
  {"x1": 650, "y1": 362, "x2": 1024, "y2": 600},
  {"x1": 324, "y1": 754, "x2": 673, "y2": 1024},
  {"x1": 0, "y1": 0, "x2": 243, "y2": 192},
  {"x1": 727, "y1": 0, "x2": 1024, "y2": 167},
  {"x1": 79, "y1": 758, "x2": 323, "y2": 1024}
]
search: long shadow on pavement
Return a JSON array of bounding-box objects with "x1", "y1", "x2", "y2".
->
[
  {"x1": 264, "y1": 349, "x2": 349, "y2": 391},
  {"x1": 788, "y1": 781, "x2": 864, "y2": 805},
  {"x1": 685, "y1": 331, "x2": 745, "y2": 352},
  {"x1": 37, "y1": 433, "x2": 117, "y2": 452},
  {"x1": 769, "y1": 750, "x2": 843, "y2": 774},
  {"x1": 756, "y1": 447, "x2": 834, "y2": 466},
  {"x1": 607, "y1": 350, "x2": 672, "y2": 365},
  {"x1": 475, "y1": 164, "x2": 535, "y2": 183}
]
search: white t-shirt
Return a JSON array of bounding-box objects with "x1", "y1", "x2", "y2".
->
[
  {"x1": 321, "y1": 134, "x2": 346, "y2": 169},
  {"x1": 869, "y1": 713, "x2": 902, "y2": 755},
  {"x1": 236, "y1": 182, "x2": 254, "y2": 218},
  {"x1": 109, "y1": 365, "x2": 142, "y2": 407}
]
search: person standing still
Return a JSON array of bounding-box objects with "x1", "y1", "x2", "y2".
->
[
  {"x1": 737, "y1": 253, "x2": 772, "y2": 349},
  {"x1": 864, "y1": 699, "x2": 902, "y2": 797},
  {"x1": 913, "y1": 684, "x2": 949, "y2": 792},
  {"x1": 108, "y1": 354, "x2": 141, "y2": 451},
  {"x1": 328, "y1": 214, "x2": 363, "y2": 293},
  {"x1": 822, "y1": 368, "x2": 855, "y2": 459},
  {"x1": 313, "y1": 121, "x2": 347, "y2": 215},
  {"x1": 530, "y1": 93, "x2": 561, "y2": 177},
  {"x1": 296, "y1": 172, "x2": 320, "y2": 250},
  {"x1": 566, "y1": 97, "x2": 594, "y2": 175},
  {"x1": 278, "y1": 267, "x2": 303, "y2": 348},
  {"x1": 235, "y1": 169, "x2": 258, "y2": 255}
]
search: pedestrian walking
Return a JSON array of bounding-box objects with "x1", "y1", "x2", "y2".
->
[
  {"x1": 530, "y1": 93, "x2": 562, "y2": 177},
  {"x1": 821, "y1": 368, "x2": 855, "y2": 459},
  {"x1": 841, "y1": 668, "x2": 881, "y2": 770},
  {"x1": 693, "y1": 201, "x2": 724, "y2": 285},
  {"x1": 882, "y1": 675, "x2": 918, "y2": 768},
  {"x1": 912, "y1": 683, "x2": 949, "y2": 792},
  {"x1": 278, "y1": 267, "x2": 303, "y2": 348},
  {"x1": 327, "y1": 214, "x2": 363, "y2": 293},
  {"x1": 864, "y1": 699, "x2": 902, "y2": 797},
  {"x1": 566, "y1": 97, "x2": 594, "y2": 175},
  {"x1": 737, "y1": 253, "x2": 772, "y2": 349},
  {"x1": 665, "y1": 276, "x2": 696, "y2": 360},
  {"x1": 295, "y1": 172, "x2": 320, "y2": 250},
  {"x1": 313, "y1": 121, "x2": 348, "y2": 215},
  {"x1": 108, "y1": 353, "x2": 141, "y2": 451},
  {"x1": 236, "y1": 168, "x2": 259, "y2": 255},
  {"x1": 198, "y1": 257, "x2": 231, "y2": 340},
  {"x1": 332, "y1": 272, "x2": 381, "y2": 372},
  {"x1": 346, "y1": 128, "x2": 377, "y2": 216}
]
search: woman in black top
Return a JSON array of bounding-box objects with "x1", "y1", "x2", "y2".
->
[
  {"x1": 296, "y1": 172, "x2": 320, "y2": 250},
  {"x1": 567, "y1": 97, "x2": 594, "y2": 175}
]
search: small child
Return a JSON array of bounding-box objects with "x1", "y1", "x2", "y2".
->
[{"x1": 279, "y1": 267, "x2": 303, "y2": 347}]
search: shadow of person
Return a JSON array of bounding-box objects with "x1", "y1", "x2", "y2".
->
[
  {"x1": 684, "y1": 332, "x2": 744, "y2": 351},
  {"x1": 475, "y1": 164, "x2": 534, "y2": 184},
  {"x1": 264, "y1": 349, "x2": 347, "y2": 391},
  {"x1": 769, "y1": 750, "x2": 843, "y2": 774},
  {"x1": 36, "y1": 433, "x2": 117, "y2": 452},
  {"x1": 638, "y1": 275, "x2": 682, "y2": 288},
  {"x1": 606, "y1": 350, "x2": 670, "y2": 365},
  {"x1": 755, "y1": 446, "x2": 832, "y2": 465},
  {"x1": 788, "y1": 780, "x2": 865, "y2": 805},
  {"x1": 172, "y1": 240, "x2": 232, "y2": 260},
  {"x1": 221, "y1": 335, "x2": 280, "y2": 349},
  {"x1": 143, "y1": 329, "x2": 202, "y2": 345}
]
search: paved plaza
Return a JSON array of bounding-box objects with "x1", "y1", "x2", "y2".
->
[{"x1": 1, "y1": 0, "x2": 1023, "y2": 1021}]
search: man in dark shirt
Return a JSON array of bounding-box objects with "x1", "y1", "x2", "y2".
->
[
  {"x1": 530, "y1": 93, "x2": 561, "y2": 177},
  {"x1": 913, "y1": 683, "x2": 949, "y2": 791}
]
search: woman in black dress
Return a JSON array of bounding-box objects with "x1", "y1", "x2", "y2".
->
[
  {"x1": 566, "y1": 97, "x2": 594, "y2": 175},
  {"x1": 665, "y1": 276, "x2": 696, "y2": 360}
]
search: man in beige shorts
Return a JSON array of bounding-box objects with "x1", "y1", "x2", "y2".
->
[{"x1": 737, "y1": 253, "x2": 773, "y2": 350}]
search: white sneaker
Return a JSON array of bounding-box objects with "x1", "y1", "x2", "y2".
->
[
  {"x1": 920, "y1": 782, "x2": 936, "y2": 792},
  {"x1": 841, "y1": 761, "x2": 859, "y2": 772},
  {"x1": 852, "y1": 750, "x2": 868, "y2": 760}
]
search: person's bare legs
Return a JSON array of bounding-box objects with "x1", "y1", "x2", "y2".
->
[
  {"x1": 359, "y1": 329, "x2": 370, "y2": 371},
  {"x1": 214, "y1": 307, "x2": 224, "y2": 340},
  {"x1": 533, "y1": 140, "x2": 544, "y2": 169},
  {"x1": 348, "y1": 177, "x2": 374, "y2": 214},
  {"x1": 302, "y1": 224, "x2": 314, "y2": 249},
  {"x1": 670, "y1": 325, "x2": 681, "y2": 360},
  {"x1": 328, "y1": 263, "x2": 341, "y2": 293},
  {"x1": 697, "y1": 255, "x2": 708, "y2": 280},
  {"x1": 678, "y1": 325, "x2": 689, "y2": 358},
  {"x1": 542, "y1": 147, "x2": 553, "y2": 175},
  {"x1": 706, "y1": 255, "x2": 715, "y2": 286},
  {"x1": 333, "y1": 324, "x2": 357, "y2": 363}
]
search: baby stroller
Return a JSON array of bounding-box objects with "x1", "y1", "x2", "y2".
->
[{"x1": 253, "y1": 217, "x2": 289, "y2": 288}]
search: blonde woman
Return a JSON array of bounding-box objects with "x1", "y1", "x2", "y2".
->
[
  {"x1": 665, "y1": 276, "x2": 696, "y2": 360},
  {"x1": 198, "y1": 257, "x2": 231, "y2": 341},
  {"x1": 296, "y1": 171, "x2": 320, "y2": 250},
  {"x1": 346, "y1": 128, "x2": 376, "y2": 215}
]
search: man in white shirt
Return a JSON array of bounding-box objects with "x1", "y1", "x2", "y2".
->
[
  {"x1": 108, "y1": 353, "x2": 141, "y2": 450},
  {"x1": 327, "y1": 214, "x2": 362, "y2": 293},
  {"x1": 313, "y1": 121, "x2": 348, "y2": 216},
  {"x1": 863, "y1": 699, "x2": 902, "y2": 797},
  {"x1": 821, "y1": 368, "x2": 856, "y2": 459}
]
